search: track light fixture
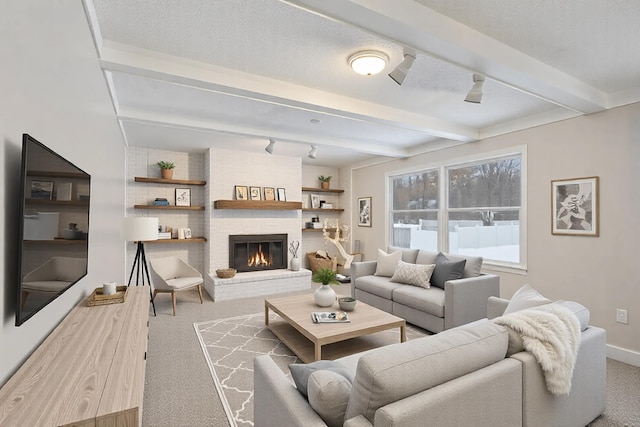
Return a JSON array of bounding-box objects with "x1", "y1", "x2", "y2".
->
[
  {"x1": 265, "y1": 138, "x2": 275, "y2": 154},
  {"x1": 464, "y1": 74, "x2": 485, "y2": 104},
  {"x1": 388, "y1": 53, "x2": 416, "y2": 85},
  {"x1": 308, "y1": 145, "x2": 318, "y2": 159}
]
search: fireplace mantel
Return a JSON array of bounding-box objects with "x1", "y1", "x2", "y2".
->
[{"x1": 213, "y1": 200, "x2": 302, "y2": 210}]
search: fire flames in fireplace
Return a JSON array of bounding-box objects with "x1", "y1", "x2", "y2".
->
[
  {"x1": 248, "y1": 244, "x2": 271, "y2": 267},
  {"x1": 229, "y1": 234, "x2": 287, "y2": 272}
]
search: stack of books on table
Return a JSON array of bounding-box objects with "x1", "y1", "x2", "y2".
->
[
  {"x1": 157, "y1": 232, "x2": 172, "y2": 239},
  {"x1": 311, "y1": 311, "x2": 350, "y2": 323}
]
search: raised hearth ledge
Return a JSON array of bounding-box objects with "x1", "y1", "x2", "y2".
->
[{"x1": 204, "y1": 268, "x2": 312, "y2": 301}]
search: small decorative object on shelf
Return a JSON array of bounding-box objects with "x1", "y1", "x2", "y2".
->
[
  {"x1": 289, "y1": 240, "x2": 300, "y2": 271},
  {"x1": 153, "y1": 197, "x2": 170, "y2": 206},
  {"x1": 312, "y1": 267, "x2": 339, "y2": 307},
  {"x1": 157, "y1": 160, "x2": 175, "y2": 179},
  {"x1": 216, "y1": 268, "x2": 237, "y2": 278},
  {"x1": 318, "y1": 175, "x2": 332, "y2": 189}
]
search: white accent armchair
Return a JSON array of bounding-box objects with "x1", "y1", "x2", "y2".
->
[{"x1": 149, "y1": 257, "x2": 203, "y2": 315}]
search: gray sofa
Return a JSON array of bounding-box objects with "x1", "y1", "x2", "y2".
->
[
  {"x1": 351, "y1": 247, "x2": 500, "y2": 333},
  {"x1": 254, "y1": 298, "x2": 606, "y2": 427}
]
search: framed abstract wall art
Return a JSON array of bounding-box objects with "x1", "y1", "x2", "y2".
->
[{"x1": 551, "y1": 176, "x2": 599, "y2": 236}]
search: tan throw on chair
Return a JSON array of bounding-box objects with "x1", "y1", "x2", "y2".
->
[{"x1": 149, "y1": 257, "x2": 203, "y2": 315}]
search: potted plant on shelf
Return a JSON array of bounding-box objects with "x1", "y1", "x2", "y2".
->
[
  {"x1": 312, "y1": 267, "x2": 339, "y2": 307},
  {"x1": 157, "y1": 161, "x2": 175, "y2": 179},
  {"x1": 318, "y1": 175, "x2": 332, "y2": 189}
]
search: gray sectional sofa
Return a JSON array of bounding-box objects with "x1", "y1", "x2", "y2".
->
[
  {"x1": 351, "y1": 247, "x2": 500, "y2": 333},
  {"x1": 254, "y1": 296, "x2": 606, "y2": 427}
]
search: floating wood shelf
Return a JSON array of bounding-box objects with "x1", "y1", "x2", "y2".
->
[
  {"x1": 134, "y1": 177, "x2": 206, "y2": 186},
  {"x1": 134, "y1": 204, "x2": 205, "y2": 211},
  {"x1": 302, "y1": 228, "x2": 337, "y2": 233},
  {"x1": 302, "y1": 187, "x2": 344, "y2": 194},
  {"x1": 214, "y1": 200, "x2": 302, "y2": 210},
  {"x1": 302, "y1": 208, "x2": 344, "y2": 213},
  {"x1": 142, "y1": 238, "x2": 207, "y2": 244}
]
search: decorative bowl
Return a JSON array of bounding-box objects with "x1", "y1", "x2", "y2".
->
[
  {"x1": 338, "y1": 297, "x2": 357, "y2": 311},
  {"x1": 216, "y1": 268, "x2": 237, "y2": 279}
]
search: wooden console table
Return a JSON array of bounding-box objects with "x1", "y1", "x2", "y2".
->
[{"x1": 0, "y1": 286, "x2": 150, "y2": 427}]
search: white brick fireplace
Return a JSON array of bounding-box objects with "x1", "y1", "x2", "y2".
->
[{"x1": 203, "y1": 148, "x2": 309, "y2": 300}]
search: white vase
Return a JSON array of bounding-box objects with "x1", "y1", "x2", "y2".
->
[
  {"x1": 314, "y1": 284, "x2": 336, "y2": 307},
  {"x1": 290, "y1": 257, "x2": 300, "y2": 271}
]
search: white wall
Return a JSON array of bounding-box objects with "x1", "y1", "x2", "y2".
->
[
  {"x1": 207, "y1": 148, "x2": 303, "y2": 276},
  {"x1": 0, "y1": 1, "x2": 126, "y2": 384},
  {"x1": 351, "y1": 103, "x2": 640, "y2": 360}
]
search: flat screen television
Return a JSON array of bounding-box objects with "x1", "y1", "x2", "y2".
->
[{"x1": 16, "y1": 134, "x2": 91, "y2": 326}]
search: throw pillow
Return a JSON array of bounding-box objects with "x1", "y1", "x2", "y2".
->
[
  {"x1": 307, "y1": 370, "x2": 352, "y2": 427},
  {"x1": 374, "y1": 249, "x2": 402, "y2": 277},
  {"x1": 390, "y1": 261, "x2": 435, "y2": 288},
  {"x1": 430, "y1": 253, "x2": 466, "y2": 289},
  {"x1": 503, "y1": 284, "x2": 552, "y2": 315},
  {"x1": 289, "y1": 360, "x2": 354, "y2": 398}
]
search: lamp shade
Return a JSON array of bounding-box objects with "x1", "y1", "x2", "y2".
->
[{"x1": 123, "y1": 217, "x2": 159, "y2": 241}]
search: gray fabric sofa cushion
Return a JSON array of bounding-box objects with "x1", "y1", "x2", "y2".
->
[
  {"x1": 415, "y1": 249, "x2": 439, "y2": 265},
  {"x1": 415, "y1": 250, "x2": 483, "y2": 278},
  {"x1": 430, "y1": 253, "x2": 466, "y2": 289},
  {"x1": 443, "y1": 253, "x2": 483, "y2": 278},
  {"x1": 290, "y1": 360, "x2": 354, "y2": 398},
  {"x1": 344, "y1": 319, "x2": 508, "y2": 422},
  {"x1": 307, "y1": 370, "x2": 352, "y2": 427},
  {"x1": 388, "y1": 246, "x2": 420, "y2": 264},
  {"x1": 391, "y1": 285, "x2": 445, "y2": 317},
  {"x1": 354, "y1": 275, "x2": 403, "y2": 300}
]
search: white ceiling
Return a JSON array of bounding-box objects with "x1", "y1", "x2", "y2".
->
[{"x1": 85, "y1": 0, "x2": 640, "y2": 167}]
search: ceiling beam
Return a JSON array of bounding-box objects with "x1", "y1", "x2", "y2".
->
[
  {"x1": 116, "y1": 108, "x2": 411, "y2": 158},
  {"x1": 282, "y1": 0, "x2": 608, "y2": 113},
  {"x1": 99, "y1": 41, "x2": 479, "y2": 145}
]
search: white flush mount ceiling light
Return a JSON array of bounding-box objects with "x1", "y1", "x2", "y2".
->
[
  {"x1": 388, "y1": 53, "x2": 416, "y2": 85},
  {"x1": 465, "y1": 74, "x2": 485, "y2": 104},
  {"x1": 265, "y1": 138, "x2": 275, "y2": 154},
  {"x1": 348, "y1": 50, "x2": 388, "y2": 76},
  {"x1": 308, "y1": 145, "x2": 318, "y2": 159}
]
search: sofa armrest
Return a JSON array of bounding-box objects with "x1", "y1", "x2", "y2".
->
[
  {"x1": 487, "y1": 296, "x2": 509, "y2": 319},
  {"x1": 253, "y1": 355, "x2": 327, "y2": 427},
  {"x1": 444, "y1": 274, "x2": 500, "y2": 330},
  {"x1": 351, "y1": 261, "x2": 378, "y2": 298},
  {"x1": 510, "y1": 326, "x2": 606, "y2": 427}
]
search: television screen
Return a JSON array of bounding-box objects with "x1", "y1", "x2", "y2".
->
[{"x1": 16, "y1": 134, "x2": 91, "y2": 326}]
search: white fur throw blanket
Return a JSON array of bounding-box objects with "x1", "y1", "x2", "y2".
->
[{"x1": 493, "y1": 305, "x2": 580, "y2": 395}]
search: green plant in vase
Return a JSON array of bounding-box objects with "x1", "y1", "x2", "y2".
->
[
  {"x1": 312, "y1": 267, "x2": 339, "y2": 307},
  {"x1": 157, "y1": 161, "x2": 175, "y2": 179},
  {"x1": 318, "y1": 175, "x2": 332, "y2": 189}
]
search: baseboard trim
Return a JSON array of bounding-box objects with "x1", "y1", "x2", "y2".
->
[{"x1": 607, "y1": 344, "x2": 640, "y2": 367}]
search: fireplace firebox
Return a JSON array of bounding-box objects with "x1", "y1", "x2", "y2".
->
[{"x1": 229, "y1": 234, "x2": 288, "y2": 272}]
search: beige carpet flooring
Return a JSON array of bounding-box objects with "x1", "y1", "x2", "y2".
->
[{"x1": 142, "y1": 283, "x2": 640, "y2": 427}]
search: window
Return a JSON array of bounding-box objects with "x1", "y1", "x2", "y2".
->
[
  {"x1": 390, "y1": 170, "x2": 439, "y2": 251},
  {"x1": 389, "y1": 149, "x2": 525, "y2": 268}
]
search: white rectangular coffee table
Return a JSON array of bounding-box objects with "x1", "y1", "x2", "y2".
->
[{"x1": 265, "y1": 293, "x2": 406, "y2": 363}]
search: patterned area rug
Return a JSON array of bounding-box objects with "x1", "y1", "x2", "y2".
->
[{"x1": 194, "y1": 312, "x2": 427, "y2": 427}]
